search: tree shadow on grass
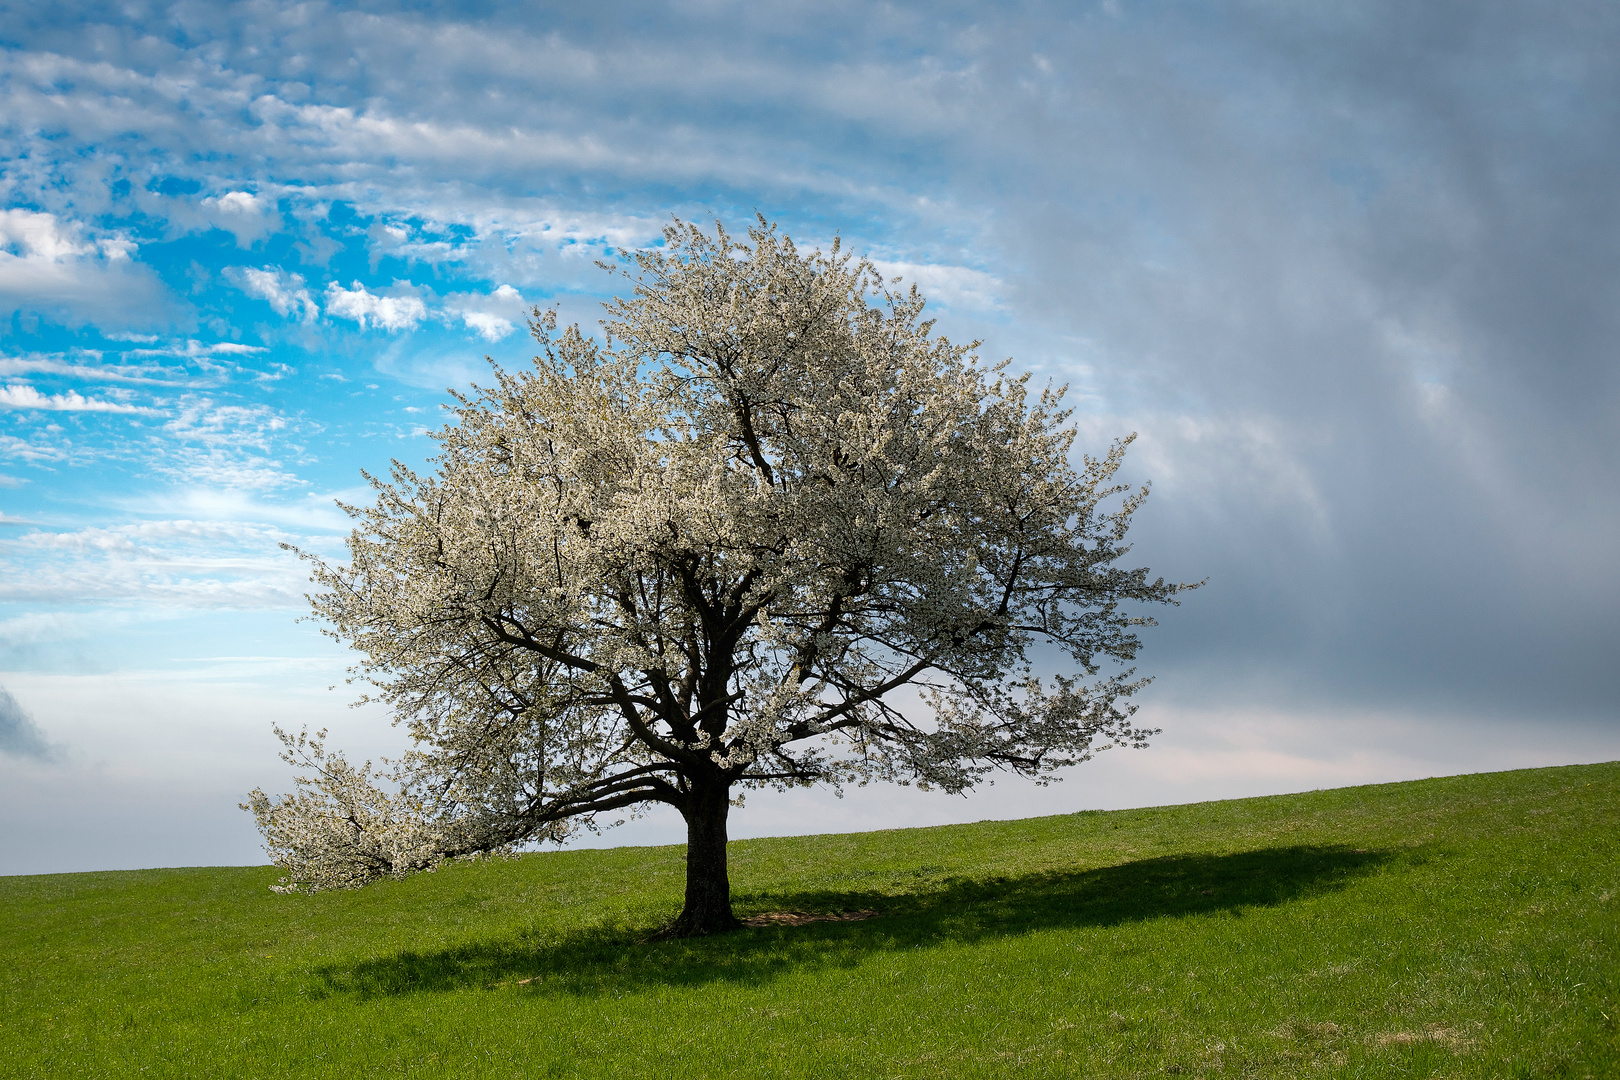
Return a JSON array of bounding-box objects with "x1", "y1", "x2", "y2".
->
[{"x1": 309, "y1": 844, "x2": 1392, "y2": 1001}]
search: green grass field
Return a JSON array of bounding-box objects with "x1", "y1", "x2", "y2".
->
[{"x1": 3, "y1": 762, "x2": 1617, "y2": 1078}]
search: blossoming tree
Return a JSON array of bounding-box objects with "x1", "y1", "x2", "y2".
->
[{"x1": 247, "y1": 219, "x2": 1191, "y2": 936}]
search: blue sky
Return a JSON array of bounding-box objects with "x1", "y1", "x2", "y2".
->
[{"x1": 3, "y1": 0, "x2": 1617, "y2": 874}]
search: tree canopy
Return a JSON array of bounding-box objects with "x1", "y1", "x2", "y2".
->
[{"x1": 247, "y1": 218, "x2": 1192, "y2": 935}]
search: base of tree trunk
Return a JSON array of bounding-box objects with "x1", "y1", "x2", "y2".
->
[
  {"x1": 665, "y1": 784, "x2": 739, "y2": 937},
  {"x1": 654, "y1": 908, "x2": 743, "y2": 939}
]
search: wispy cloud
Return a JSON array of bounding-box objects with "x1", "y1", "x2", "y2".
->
[
  {"x1": 152, "y1": 399, "x2": 308, "y2": 490},
  {"x1": 122, "y1": 341, "x2": 268, "y2": 360},
  {"x1": 0, "y1": 520, "x2": 314, "y2": 609},
  {"x1": 163, "y1": 399, "x2": 287, "y2": 448},
  {"x1": 0, "y1": 383, "x2": 158, "y2": 414},
  {"x1": 225, "y1": 266, "x2": 318, "y2": 322},
  {"x1": 159, "y1": 450, "x2": 305, "y2": 491},
  {"x1": 0, "y1": 433, "x2": 75, "y2": 465},
  {"x1": 0, "y1": 353, "x2": 190, "y2": 386},
  {"x1": 112, "y1": 484, "x2": 358, "y2": 533}
]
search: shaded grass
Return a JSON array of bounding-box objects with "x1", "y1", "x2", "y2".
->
[
  {"x1": 3, "y1": 762, "x2": 1618, "y2": 1078},
  {"x1": 320, "y1": 845, "x2": 1393, "y2": 999}
]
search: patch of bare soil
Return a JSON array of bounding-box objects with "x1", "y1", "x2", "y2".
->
[
  {"x1": 1373, "y1": 1026, "x2": 1466, "y2": 1048},
  {"x1": 741, "y1": 909, "x2": 880, "y2": 927}
]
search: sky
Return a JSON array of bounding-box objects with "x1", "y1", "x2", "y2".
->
[{"x1": 2, "y1": 0, "x2": 1616, "y2": 875}]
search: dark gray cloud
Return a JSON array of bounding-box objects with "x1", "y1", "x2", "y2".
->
[
  {"x1": 0, "y1": 687, "x2": 56, "y2": 760},
  {"x1": 859, "y1": 1, "x2": 1620, "y2": 721}
]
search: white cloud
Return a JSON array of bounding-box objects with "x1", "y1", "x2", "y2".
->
[
  {"x1": 0, "y1": 383, "x2": 157, "y2": 414},
  {"x1": 226, "y1": 266, "x2": 318, "y2": 322},
  {"x1": 0, "y1": 662, "x2": 386, "y2": 874},
  {"x1": 460, "y1": 311, "x2": 514, "y2": 340},
  {"x1": 444, "y1": 283, "x2": 527, "y2": 341},
  {"x1": 200, "y1": 190, "x2": 275, "y2": 246},
  {"x1": 204, "y1": 191, "x2": 262, "y2": 216},
  {"x1": 0, "y1": 208, "x2": 92, "y2": 260},
  {"x1": 870, "y1": 260, "x2": 1004, "y2": 312},
  {"x1": 324, "y1": 281, "x2": 427, "y2": 332},
  {"x1": 366, "y1": 219, "x2": 460, "y2": 266},
  {"x1": 0, "y1": 209, "x2": 169, "y2": 328}
]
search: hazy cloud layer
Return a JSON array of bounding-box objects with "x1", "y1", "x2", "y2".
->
[{"x1": 0, "y1": 520, "x2": 327, "y2": 608}]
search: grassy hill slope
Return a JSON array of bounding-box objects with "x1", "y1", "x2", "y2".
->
[{"x1": 3, "y1": 762, "x2": 1618, "y2": 1079}]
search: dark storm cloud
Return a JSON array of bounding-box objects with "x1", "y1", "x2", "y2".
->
[{"x1": 895, "y1": 1, "x2": 1620, "y2": 720}]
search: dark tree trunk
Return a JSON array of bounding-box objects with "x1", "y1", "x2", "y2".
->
[{"x1": 668, "y1": 781, "x2": 740, "y2": 937}]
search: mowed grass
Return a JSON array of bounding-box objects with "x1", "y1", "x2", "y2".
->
[{"x1": 3, "y1": 763, "x2": 1618, "y2": 1079}]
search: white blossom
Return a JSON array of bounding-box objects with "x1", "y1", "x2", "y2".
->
[{"x1": 246, "y1": 218, "x2": 1192, "y2": 932}]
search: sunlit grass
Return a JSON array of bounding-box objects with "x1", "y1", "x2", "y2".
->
[{"x1": 4, "y1": 762, "x2": 1617, "y2": 1078}]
